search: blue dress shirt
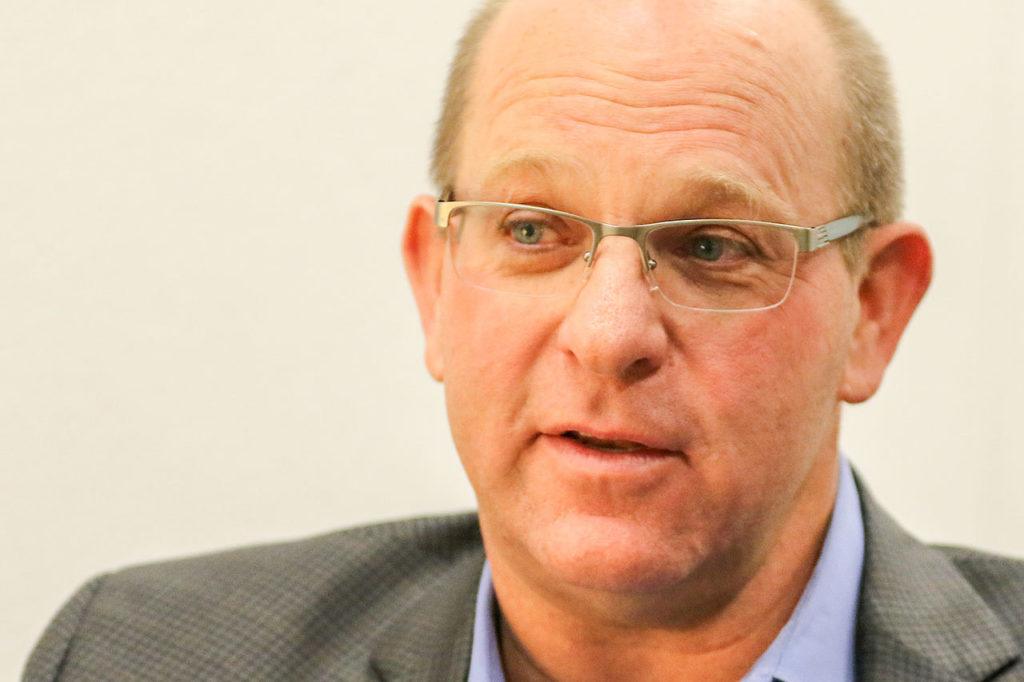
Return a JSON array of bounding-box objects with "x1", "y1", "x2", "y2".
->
[{"x1": 467, "y1": 458, "x2": 865, "y2": 682}]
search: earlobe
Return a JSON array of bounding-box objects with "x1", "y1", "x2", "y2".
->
[
  {"x1": 840, "y1": 222, "x2": 933, "y2": 404},
  {"x1": 402, "y1": 194, "x2": 446, "y2": 382}
]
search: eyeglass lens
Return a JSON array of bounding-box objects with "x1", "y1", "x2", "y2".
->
[{"x1": 447, "y1": 204, "x2": 799, "y2": 311}]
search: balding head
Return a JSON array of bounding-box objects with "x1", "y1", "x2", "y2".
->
[{"x1": 431, "y1": 0, "x2": 901, "y2": 264}]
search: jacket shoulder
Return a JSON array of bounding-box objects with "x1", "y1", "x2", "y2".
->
[
  {"x1": 936, "y1": 544, "x2": 1024, "y2": 646},
  {"x1": 24, "y1": 513, "x2": 484, "y2": 682}
]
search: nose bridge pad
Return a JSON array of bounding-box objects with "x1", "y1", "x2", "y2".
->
[
  {"x1": 642, "y1": 245, "x2": 659, "y2": 292},
  {"x1": 581, "y1": 229, "x2": 601, "y2": 269},
  {"x1": 636, "y1": 234, "x2": 659, "y2": 291}
]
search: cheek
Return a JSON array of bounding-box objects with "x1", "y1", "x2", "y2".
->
[
  {"x1": 702, "y1": 309, "x2": 836, "y2": 415},
  {"x1": 680, "y1": 285, "x2": 852, "y2": 501},
  {"x1": 437, "y1": 280, "x2": 561, "y2": 487}
]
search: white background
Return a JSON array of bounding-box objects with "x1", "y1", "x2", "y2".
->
[{"x1": 2, "y1": 0, "x2": 1022, "y2": 676}]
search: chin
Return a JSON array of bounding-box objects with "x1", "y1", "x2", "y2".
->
[{"x1": 528, "y1": 513, "x2": 711, "y2": 594}]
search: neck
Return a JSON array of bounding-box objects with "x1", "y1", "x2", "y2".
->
[{"x1": 489, "y1": 453, "x2": 841, "y2": 682}]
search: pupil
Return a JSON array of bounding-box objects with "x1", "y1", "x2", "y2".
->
[
  {"x1": 692, "y1": 236, "x2": 722, "y2": 261},
  {"x1": 515, "y1": 223, "x2": 541, "y2": 244}
]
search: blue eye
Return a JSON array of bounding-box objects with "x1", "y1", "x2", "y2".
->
[
  {"x1": 690, "y1": 235, "x2": 724, "y2": 261},
  {"x1": 512, "y1": 221, "x2": 544, "y2": 244}
]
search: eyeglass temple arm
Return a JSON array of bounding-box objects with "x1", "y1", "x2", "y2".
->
[
  {"x1": 435, "y1": 190, "x2": 455, "y2": 232},
  {"x1": 801, "y1": 215, "x2": 869, "y2": 252}
]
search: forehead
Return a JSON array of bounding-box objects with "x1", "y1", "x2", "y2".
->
[{"x1": 457, "y1": 0, "x2": 845, "y2": 222}]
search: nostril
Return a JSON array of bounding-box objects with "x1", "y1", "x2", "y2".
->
[{"x1": 623, "y1": 358, "x2": 659, "y2": 383}]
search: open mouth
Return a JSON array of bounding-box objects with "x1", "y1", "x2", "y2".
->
[{"x1": 562, "y1": 430, "x2": 650, "y2": 453}]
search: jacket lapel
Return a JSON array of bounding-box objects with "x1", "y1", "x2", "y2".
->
[
  {"x1": 367, "y1": 548, "x2": 483, "y2": 681},
  {"x1": 364, "y1": 482, "x2": 1022, "y2": 681},
  {"x1": 855, "y1": 477, "x2": 1022, "y2": 681}
]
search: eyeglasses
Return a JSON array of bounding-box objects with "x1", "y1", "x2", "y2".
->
[{"x1": 434, "y1": 194, "x2": 869, "y2": 312}]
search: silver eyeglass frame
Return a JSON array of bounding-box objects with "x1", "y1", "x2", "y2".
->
[{"x1": 434, "y1": 192, "x2": 871, "y2": 311}]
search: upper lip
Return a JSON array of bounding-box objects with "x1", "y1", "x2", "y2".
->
[{"x1": 544, "y1": 424, "x2": 683, "y2": 453}]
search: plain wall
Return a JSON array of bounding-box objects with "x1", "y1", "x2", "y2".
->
[{"x1": 2, "y1": 0, "x2": 1022, "y2": 676}]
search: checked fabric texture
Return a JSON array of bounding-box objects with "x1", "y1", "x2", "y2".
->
[{"x1": 23, "y1": 479, "x2": 1024, "y2": 681}]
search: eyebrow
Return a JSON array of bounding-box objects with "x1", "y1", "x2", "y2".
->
[
  {"x1": 477, "y1": 152, "x2": 796, "y2": 224},
  {"x1": 675, "y1": 168, "x2": 797, "y2": 223},
  {"x1": 480, "y1": 151, "x2": 587, "y2": 198}
]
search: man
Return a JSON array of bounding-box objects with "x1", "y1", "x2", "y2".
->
[{"x1": 23, "y1": 0, "x2": 1024, "y2": 680}]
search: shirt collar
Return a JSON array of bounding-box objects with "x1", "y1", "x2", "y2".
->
[
  {"x1": 741, "y1": 456, "x2": 865, "y2": 682},
  {"x1": 468, "y1": 457, "x2": 864, "y2": 682},
  {"x1": 468, "y1": 561, "x2": 506, "y2": 682}
]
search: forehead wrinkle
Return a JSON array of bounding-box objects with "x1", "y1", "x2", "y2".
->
[
  {"x1": 480, "y1": 73, "x2": 784, "y2": 148},
  {"x1": 560, "y1": 112, "x2": 747, "y2": 139},
  {"x1": 471, "y1": 152, "x2": 794, "y2": 224},
  {"x1": 480, "y1": 49, "x2": 792, "y2": 118},
  {"x1": 483, "y1": 61, "x2": 773, "y2": 108},
  {"x1": 472, "y1": 48, "x2": 810, "y2": 172},
  {"x1": 474, "y1": 0, "x2": 839, "y2": 124},
  {"x1": 486, "y1": 74, "x2": 762, "y2": 121},
  {"x1": 586, "y1": 49, "x2": 821, "y2": 164},
  {"x1": 473, "y1": 1, "x2": 809, "y2": 112},
  {"x1": 464, "y1": 0, "x2": 844, "y2": 221},
  {"x1": 479, "y1": 86, "x2": 794, "y2": 198},
  {"x1": 469, "y1": 97, "x2": 810, "y2": 224},
  {"x1": 473, "y1": 3, "x2": 797, "y2": 109}
]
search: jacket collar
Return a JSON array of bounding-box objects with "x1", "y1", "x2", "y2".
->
[
  {"x1": 854, "y1": 475, "x2": 1021, "y2": 681},
  {"x1": 367, "y1": 547, "x2": 483, "y2": 681},
  {"x1": 367, "y1": 479, "x2": 1021, "y2": 682}
]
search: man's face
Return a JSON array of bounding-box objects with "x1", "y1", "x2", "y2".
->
[{"x1": 426, "y1": 0, "x2": 861, "y2": 597}]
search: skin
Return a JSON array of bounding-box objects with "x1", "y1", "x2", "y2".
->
[{"x1": 403, "y1": 0, "x2": 932, "y2": 679}]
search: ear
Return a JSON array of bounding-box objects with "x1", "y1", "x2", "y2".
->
[
  {"x1": 840, "y1": 222, "x2": 933, "y2": 403},
  {"x1": 402, "y1": 194, "x2": 446, "y2": 381}
]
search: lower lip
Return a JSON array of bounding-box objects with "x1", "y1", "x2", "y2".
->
[{"x1": 541, "y1": 434, "x2": 684, "y2": 474}]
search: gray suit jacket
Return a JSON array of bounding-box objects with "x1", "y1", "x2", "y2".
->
[{"x1": 23, "y1": 481, "x2": 1024, "y2": 681}]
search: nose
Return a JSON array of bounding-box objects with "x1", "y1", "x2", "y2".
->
[{"x1": 556, "y1": 236, "x2": 669, "y2": 382}]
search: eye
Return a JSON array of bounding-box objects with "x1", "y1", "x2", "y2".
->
[
  {"x1": 511, "y1": 220, "x2": 545, "y2": 245},
  {"x1": 502, "y1": 211, "x2": 572, "y2": 246},
  {"x1": 689, "y1": 235, "x2": 726, "y2": 261},
  {"x1": 649, "y1": 225, "x2": 760, "y2": 268}
]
